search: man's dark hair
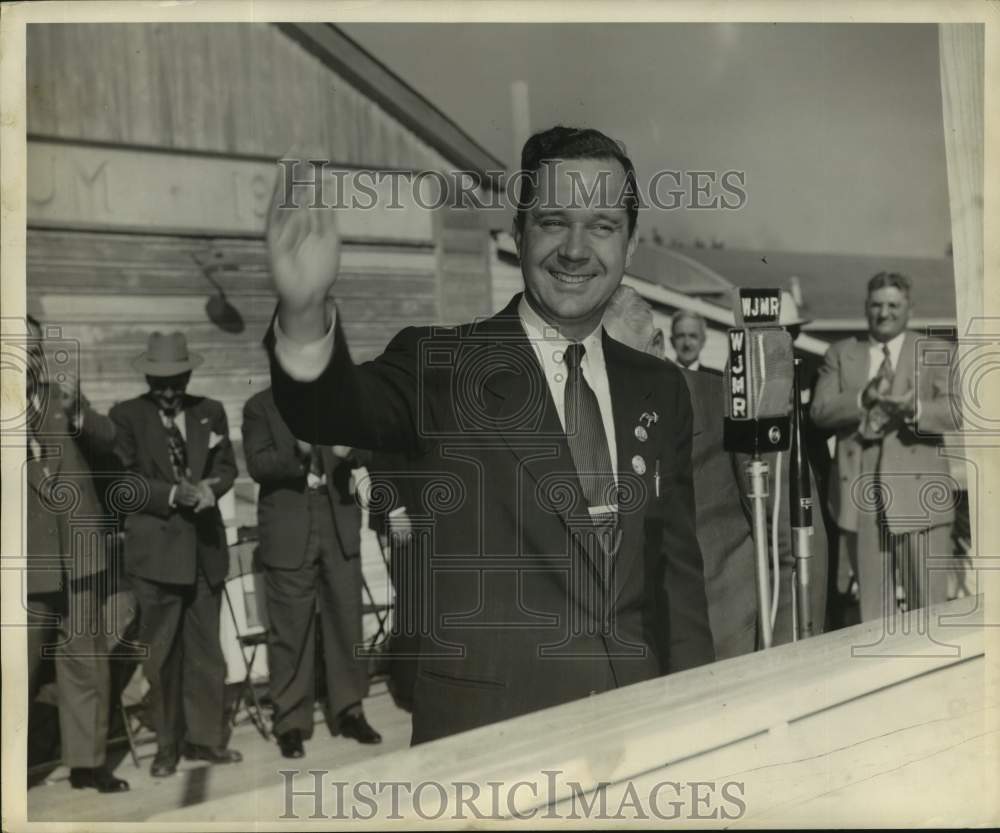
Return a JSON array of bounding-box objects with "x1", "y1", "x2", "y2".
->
[
  {"x1": 515, "y1": 126, "x2": 639, "y2": 236},
  {"x1": 867, "y1": 271, "x2": 912, "y2": 299}
]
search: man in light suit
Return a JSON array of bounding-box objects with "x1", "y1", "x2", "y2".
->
[
  {"x1": 243, "y1": 387, "x2": 380, "y2": 759},
  {"x1": 810, "y1": 272, "x2": 960, "y2": 622},
  {"x1": 604, "y1": 288, "x2": 828, "y2": 655},
  {"x1": 110, "y1": 332, "x2": 241, "y2": 776},
  {"x1": 25, "y1": 315, "x2": 130, "y2": 793},
  {"x1": 265, "y1": 127, "x2": 715, "y2": 744}
]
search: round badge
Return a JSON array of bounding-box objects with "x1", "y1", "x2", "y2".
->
[
  {"x1": 634, "y1": 426, "x2": 648, "y2": 442},
  {"x1": 631, "y1": 454, "x2": 647, "y2": 475}
]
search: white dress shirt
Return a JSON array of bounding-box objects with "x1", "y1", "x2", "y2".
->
[
  {"x1": 516, "y1": 296, "x2": 619, "y2": 489},
  {"x1": 273, "y1": 298, "x2": 621, "y2": 506}
]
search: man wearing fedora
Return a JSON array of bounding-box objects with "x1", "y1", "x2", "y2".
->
[{"x1": 110, "y1": 331, "x2": 241, "y2": 776}]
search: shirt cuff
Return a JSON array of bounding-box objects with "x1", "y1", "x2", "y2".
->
[
  {"x1": 274, "y1": 307, "x2": 337, "y2": 382},
  {"x1": 168, "y1": 485, "x2": 177, "y2": 508}
]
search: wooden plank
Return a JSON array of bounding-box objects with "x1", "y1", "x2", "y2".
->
[
  {"x1": 26, "y1": 23, "x2": 479, "y2": 177},
  {"x1": 25, "y1": 684, "x2": 413, "y2": 824},
  {"x1": 148, "y1": 598, "x2": 989, "y2": 823},
  {"x1": 26, "y1": 141, "x2": 439, "y2": 241}
]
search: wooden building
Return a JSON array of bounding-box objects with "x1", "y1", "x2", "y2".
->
[{"x1": 25, "y1": 23, "x2": 504, "y2": 523}]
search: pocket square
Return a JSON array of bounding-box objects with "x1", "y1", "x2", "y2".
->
[{"x1": 208, "y1": 431, "x2": 225, "y2": 449}]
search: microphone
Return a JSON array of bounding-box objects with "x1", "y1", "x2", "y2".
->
[
  {"x1": 789, "y1": 357, "x2": 815, "y2": 639},
  {"x1": 723, "y1": 288, "x2": 794, "y2": 455}
]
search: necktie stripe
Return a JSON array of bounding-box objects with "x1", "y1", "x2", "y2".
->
[{"x1": 564, "y1": 343, "x2": 619, "y2": 566}]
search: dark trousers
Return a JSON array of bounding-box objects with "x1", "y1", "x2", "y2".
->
[
  {"x1": 26, "y1": 572, "x2": 131, "y2": 768},
  {"x1": 264, "y1": 490, "x2": 367, "y2": 737},
  {"x1": 129, "y1": 570, "x2": 226, "y2": 748}
]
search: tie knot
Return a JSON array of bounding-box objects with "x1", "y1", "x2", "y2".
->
[
  {"x1": 882, "y1": 344, "x2": 891, "y2": 359},
  {"x1": 565, "y1": 342, "x2": 585, "y2": 371}
]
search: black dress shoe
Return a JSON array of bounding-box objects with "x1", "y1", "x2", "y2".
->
[
  {"x1": 277, "y1": 729, "x2": 305, "y2": 759},
  {"x1": 336, "y1": 713, "x2": 382, "y2": 745},
  {"x1": 150, "y1": 746, "x2": 178, "y2": 778},
  {"x1": 183, "y1": 743, "x2": 243, "y2": 764},
  {"x1": 69, "y1": 767, "x2": 130, "y2": 793}
]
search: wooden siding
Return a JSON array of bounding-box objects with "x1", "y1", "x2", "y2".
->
[
  {"x1": 27, "y1": 23, "x2": 460, "y2": 175},
  {"x1": 27, "y1": 228, "x2": 438, "y2": 430}
]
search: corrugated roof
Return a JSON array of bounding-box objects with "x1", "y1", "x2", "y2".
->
[{"x1": 680, "y1": 248, "x2": 956, "y2": 324}]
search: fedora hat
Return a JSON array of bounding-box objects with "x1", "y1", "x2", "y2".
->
[
  {"x1": 779, "y1": 290, "x2": 812, "y2": 328},
  {"x1": 132, "y1": 331, "x2": 204, "y2": 376}
]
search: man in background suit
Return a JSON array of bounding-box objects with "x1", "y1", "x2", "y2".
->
[
  {"x1": 811, "y1": 272, "x2": 960, "y2": 622},
  {"x1": 243, "y1": 387, "x2": 380, "y2": 759},
  {"x1": 670, "y1": 310, "x2": 717, "y2": 375},
  {"x1": 25, "y1": 315, "x2": 130, "y2": 792},
  {"x1": 265, "y1": 127, "x2": 714, "y2": 744},
  {"x1": 365, "y1": 451, "x2": 428, "y2": 713},
  {"x1": 605, "y1": 288, "x2": 828, "y2": 654},
  {"x1": 110, "y1": 331, "x2": 241, "y2": 776}
]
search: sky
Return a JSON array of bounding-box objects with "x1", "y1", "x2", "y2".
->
[{"x1": 341, "y1": 23, "x2": 952, "y2": 260}]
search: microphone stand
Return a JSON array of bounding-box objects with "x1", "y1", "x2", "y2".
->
[
  {"x1": 746, "y1": 454, "x2": 774, "y2": 650},
  {"x1": 789, "y1": 358, "x2": 815, "y2": 640}
]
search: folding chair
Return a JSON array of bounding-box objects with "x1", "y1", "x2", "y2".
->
[{"x1": 221, "y1": 525, "x2": 271, "y2": 739}]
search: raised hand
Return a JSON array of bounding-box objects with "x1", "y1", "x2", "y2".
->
[
  {"x1": 57, "y1": 369, "x2": 80, "y2": 414},
  {"x1": 880, "y1": 390, "x2": 916, "y2": 421},
  {"x1": 267, "y1": 159, "x2": 341, "y2": 342}
]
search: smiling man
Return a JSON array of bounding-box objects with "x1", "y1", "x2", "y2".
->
[
  {"x1": 265, "y1": 126, "x2": 714, "y2": 744},
  {"x1": 811, "y1": 272, "x2": 961, "y2": 622},
  {"x1": 669, "y1": 311, "x2": 712, "y2": 374}
]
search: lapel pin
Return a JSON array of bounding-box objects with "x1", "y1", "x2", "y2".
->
[
  {"x1": 634, "y1": 425, "x2": 648, "y2": 442},
  {"x1": 631, "y1": 454, "x2": 646, "y2": 475},
  {"x1": 640, "y1": 411, "x2": 659, "y2": 428}
]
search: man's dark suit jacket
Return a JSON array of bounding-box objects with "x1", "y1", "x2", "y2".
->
[
  {"x1": 268, "y1": 293, "x2": 715, "y2": 743},
  {"x1": 242, "y1": 387, "x2": 361, "y2": 568},
  {"x1": 27, "y1": 385, "x2": 118, "y2": 594},
  {"x1": 110, "y1": 393, "x2": 237, "y2": 587}
]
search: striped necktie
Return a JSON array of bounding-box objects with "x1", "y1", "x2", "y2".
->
[
  {"x1": 162, "y1": 412, "x2": 188, "y2": 481},
  {"x1": 564, "y1": 343, "x2": 618, "y2": 562}
]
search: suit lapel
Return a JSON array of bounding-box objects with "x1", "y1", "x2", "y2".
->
[
  {"x1": 265, "y1": 390, "x2": 297, "y2": 452},
  {"x1": 891, "y1": 331, "x2": 916, "y2": 396},
  {"x1": 141, "y1": 395, "x2": 177, "y2": 481},
  {"x1": 845, "y1": 339, "x2": 870, "y2": 391},
  {"x1": 604, "y1": 333, "x2": 656, "y2": 604},
  {"x1": 476, "y1": 300, "x2": 603, "y2": 580},
  {"x1": 185, "y1": 398, "x2": 209, "y2": 480},
  {"x1": 26, "y1": 399, "x2": 64, "y2": 493}
]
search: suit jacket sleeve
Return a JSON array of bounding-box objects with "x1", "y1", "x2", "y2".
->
[
  {"x1": 205, "y1": 401, "x2": 237, "y2": 499},
  {"x1": 76, "y1": 396, "x2": 117, "y2": 456},
  {"x1": 242, "y1": 394, "x2": 306, "y2": 483},
  {"x1": 660, "y1": 373, "x2": 716, "y2": 672},
  {"x1": 810, "y1": 341, "x2": 862, "y2": 431},
  {"x1": 915, "y1": 341, "x2": 962, "y2": 435},
  {"x1": 109, "y1": 403, "x2": 173, "y2": 519},
  {"x1": 266, "y1": 308, "x2": 423, "y2": 453}
]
